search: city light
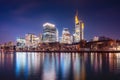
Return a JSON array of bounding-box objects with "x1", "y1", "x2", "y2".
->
[
  {"x1": 42, "y1": 22, "x2": 58, "y2": 43},
  {"x1": 0, "y1": 0, "x2": 120, "y2": 80},
  {"x1": 75, "y1": 15, "x2": 79, "y2": 24},
  {"x1": 43, "y1": 22, "x2": 55, "y2": 28},
  {"x1": 82, "y1": 23, "x2": 84, "y2": 29},
  {"x1": 0, "y1": 12, "x2": 120, "y2": 52}
]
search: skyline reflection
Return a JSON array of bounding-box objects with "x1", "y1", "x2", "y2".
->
[{"x1": 0, "y1": 52, "x2": 120, "y2": 80}]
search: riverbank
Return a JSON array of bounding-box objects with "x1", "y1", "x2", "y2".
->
[
  {"x1": 1, "y1": 49, "x2": 120, "y2": 53},
  {"x1": 15, "y1": 50, "x2": 120, "y2": 53}
]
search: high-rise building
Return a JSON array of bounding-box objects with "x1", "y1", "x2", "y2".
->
[
  {"x1": 42, "y1": 22, "x2": 58, "y2": 43},
  {"x1": 73, "y1": 12, "x2": 84, "y2": 43},
  {"x1": 38, "y1": 34, "x2": 42, "y2": 43},
  {"x1": 16, "y1": 38, "x2": 26, "y2": 48},
  {"x1": 25, "y1": 33, "x2": 40, "y2": 47},
  {"x1": 61, "y1": 28, "x2": 72, "y2": 44}
]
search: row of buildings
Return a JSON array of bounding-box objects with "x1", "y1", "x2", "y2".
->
[
  {"x1": 16, "y1": 12, "x2": 85, "y2": 49},
  {"x1": 0, "y1": 12, "x2": 120, "y2": 51}
]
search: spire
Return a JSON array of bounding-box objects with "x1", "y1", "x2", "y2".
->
[
  {"x1": 76, "y1": 10, "x2": 78, "y2": 16},
  {"x1": 75, "y1": 10, "x2": 79, "y2": 24}
]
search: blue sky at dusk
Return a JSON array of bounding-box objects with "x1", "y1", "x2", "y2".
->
[{"x1": 0, "y1": 0, "x2": 120, "y2": 43}]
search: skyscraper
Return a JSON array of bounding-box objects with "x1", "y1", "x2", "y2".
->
[
  {"x1": 61, "y1": 28, "x2": 72, "y2": 44},
  {"x1": 25, "y1": 33, "x2": 40, "y2": 48},
  {"x1": 73, "y1": 12, "x2": 84, "y2": 43},
  {"x1": 16, "y1": 37, "x2": 26, "y2": 49},
  {"x1": 42, "y1": 23, "x2": 58, "y2": 43}
]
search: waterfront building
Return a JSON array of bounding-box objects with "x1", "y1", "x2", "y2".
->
[
  {"x1": 42, "y1": 22, "x2": 58, "y2": 43},
  {"x1": 61, "y1": 28, "x2": 72, "y2": 44},
  {"x1": 93, "y1": 36, "x2": 99, "y2": 41},
  {"x1": 73, "y1": 12, "x2": 84, "y2": 43},
  {"x1": 25, "y1": 33, "x2": 40, "y2": 48},
  {"x1": 16, "y1": 38, "x2": 26, "y2": 49},
  {"x1": 92, "y1": 36, "x2": 112, "y2": 41},
  {"x1": 38, "y1": 34, "x2": 42, "y2": 43},
  {"x1": 98, "y1": 36, "x2": 112, "y2": 41}
]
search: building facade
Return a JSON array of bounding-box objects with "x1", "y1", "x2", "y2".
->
[
  {"x1": 73, "y1": 12, "x2": 84, "y2": 43},
  {"x1": 61, "y1": 28, "x2": 72, "y2": 44},
  {"x1": 25, "y1": 33, "x2": 40, "y2": 48},
  {"x1": 42, "y1": 23, "x2": 58, "y2": 43},
  {"x1": 16, "y1": 38, "x2": 26, "y2": 48}
]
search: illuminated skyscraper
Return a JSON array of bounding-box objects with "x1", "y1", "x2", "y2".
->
[
  {"x1": 25, "y1": 33, "x2": 40, "y2": 47},
  {"x1": 73, "y1": 12, "x2": 84, "y2": 43},
  {"x1": 16, "y1": 38, "x2": 26, "y2": 48},
  {"x1": 61, "y1": 28, "x2": 72, "y2": 44},
  {"x1": 42, "y1": 23, "x2": 58, "y2": 43}
]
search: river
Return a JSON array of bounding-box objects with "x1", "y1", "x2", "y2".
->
[{"x1": 0, "y1": 52, "x2": 120, "y2": 80}]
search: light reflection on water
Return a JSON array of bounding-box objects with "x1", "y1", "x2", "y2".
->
[{"x1": 0, "y1": 52, "x2": 120, "y2": 80}]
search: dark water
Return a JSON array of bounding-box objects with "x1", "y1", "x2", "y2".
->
[{"x1": 0, "y1": 52, "x2": 120, "y2": 80}]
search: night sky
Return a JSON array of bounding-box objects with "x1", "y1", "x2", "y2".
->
[{"x1": 0, "y1": 0, "x2": 120, "y2": 43}]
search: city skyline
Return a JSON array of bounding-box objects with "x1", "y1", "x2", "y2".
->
[{"x1": 0, "y1": 0, "x2": 120, "y2": 43}]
